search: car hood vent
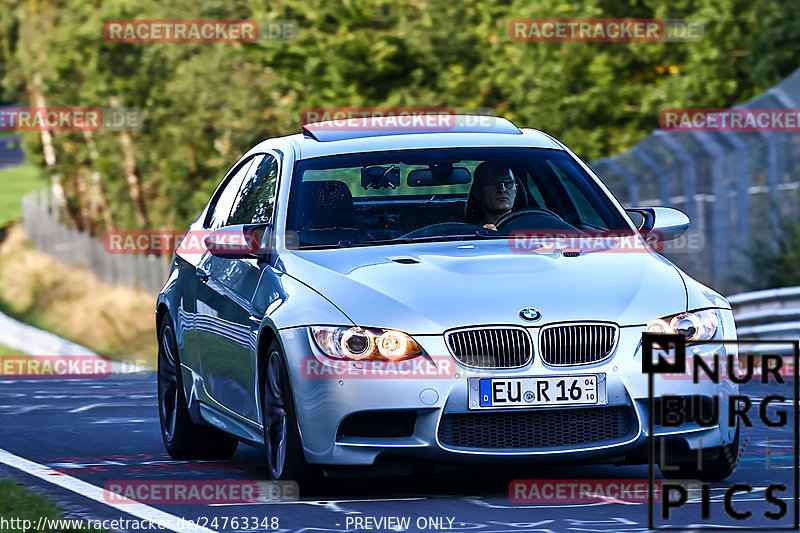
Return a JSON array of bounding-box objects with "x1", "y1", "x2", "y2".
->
[{"x1": 387, "y1": 256, "x2": 420, "y2": 264}]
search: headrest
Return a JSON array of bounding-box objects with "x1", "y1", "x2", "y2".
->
[{"x1": 298, "y1": 180, "x2": 354, "y2": 228}]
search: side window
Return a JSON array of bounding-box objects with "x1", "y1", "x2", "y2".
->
[
  {"x1": 227, "y1": 154, "x2": 279, "y2": 225},
  {"x1": 206, "y1": 158, "x2": 255, "y2": 229}
]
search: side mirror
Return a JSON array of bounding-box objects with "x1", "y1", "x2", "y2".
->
[
  {"x1": 626, "y1": 207, "x2": 689, "y2": 241},
  {"x1": 204, "y1": 224, "x2": 268, "y2": 259}
]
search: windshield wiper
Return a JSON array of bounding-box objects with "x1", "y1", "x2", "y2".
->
[
  {"x1": 297, "y1": 230, "x2": 508, "y2": 249},
  {"x1": 404, "y1": 233, "x2": 479, "y2": 242},
  {"x1": 391, "y1": 230, "x2": 509, "y2": 243}
]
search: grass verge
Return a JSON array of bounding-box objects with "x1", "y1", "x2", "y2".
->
[
  {"x1": 0, "y1": 478, "x2": 106, "y2": 532},
  {"x1": 0, "y1": 343, "x2": 25, "y2": 356},
  {"x1": 0, "y1": 223, "x2": 157, "y2": 367},
  {"x1": 0, "y1": 164, "x2": 42, "y2": 228}
]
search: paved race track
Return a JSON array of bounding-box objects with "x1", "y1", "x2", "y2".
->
[{"x1": 0, "y1": 374, "x2": 795, "y2": 532}]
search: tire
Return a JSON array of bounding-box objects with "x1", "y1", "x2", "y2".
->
[
  {"x1": 157, "y1": 317, "x2": 238, "y2": 460},
  {"x1": 658, "y1": 423, "x2": 740, "y2": 482},
  {"x1": 262, "y1": 339, "x2": 317, "y2": 483}
]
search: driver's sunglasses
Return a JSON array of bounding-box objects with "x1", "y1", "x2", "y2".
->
[{"x1": 483, "y1": 178, "x2": 516, "y2": 192}]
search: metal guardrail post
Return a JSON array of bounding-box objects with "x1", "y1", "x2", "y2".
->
[
  {"x1": 654, "y1": 132, "x2": 699, "y2": 224},
  {"x1": 653, "y1": 131, "x2": 704, "y2": 276},
  {"x1": 717, "y1": 131, "x2": 751, "y2": 250},
  {"x1": 692, "y1": 131, "x2": 731, "y2": 289},
  {"x1": 632, "y1": 145, "x2": 671, "y2": 207},
  {"x1": 594, "y1": 157, "x2": 640, "y2": 206}
]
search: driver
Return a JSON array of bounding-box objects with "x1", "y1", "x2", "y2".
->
[{"x1": 468, "y1": 162, "x2": 517, "y2": 230}]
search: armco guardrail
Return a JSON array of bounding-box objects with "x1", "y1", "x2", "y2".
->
[
  {"x1": 592, "y1": 66, "x2": 800, "y2": 294},
  {"x1": 729, "y1": 286, "x2": 800, "y2": 342}
]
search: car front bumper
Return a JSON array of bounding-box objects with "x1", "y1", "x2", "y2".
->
[{"x1": 279, "y1": 316, "x2": 738, "y2": 467}]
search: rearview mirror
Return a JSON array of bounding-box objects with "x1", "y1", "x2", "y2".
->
[
  {"x1": 626, "y1": 207, "x2": 689, "y2": 241},
  {"x1": 407, "y1": 165, "x2": 471, "y2": 186},
  {"x1": 204, "y1": 224, "x2": 268, "y2": 259}
]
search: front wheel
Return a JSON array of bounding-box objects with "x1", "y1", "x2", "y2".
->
[
  {"x1": 263, "y1": 340, "x2": 317, "y2": 482},
  {"x1": 158, "y1": 317, "x2": 238, "y2": 460}
]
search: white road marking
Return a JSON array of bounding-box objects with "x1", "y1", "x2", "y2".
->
[
  {"x1": 48, "y1": 460, "x2": 127, "y2": 469},
  {"x1": 0, "y1": 447, "x2": 216, "y2": 533},
  {"x1": 0, "y1": 403, "x2": 154, "y2": 415},
  {"x1": 91, "y1": 418, "x2": 153, "y2": 424},
  {"x1": 69, "y1": 403, "x2": 139, "y2": 413},
  {"x1": 5, "y1": 405, "x2": 45, "y2": 415}
]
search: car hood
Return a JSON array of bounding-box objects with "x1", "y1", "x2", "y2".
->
[{"x1": 280, "y1": 239, "x2": 689, "y2": 334}]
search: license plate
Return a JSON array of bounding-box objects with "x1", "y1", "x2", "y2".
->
[{"x1": 475, "y1": 375, "x2": 601, "y2": 409}]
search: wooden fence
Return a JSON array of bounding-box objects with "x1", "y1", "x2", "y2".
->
[{"x1": 21, "y1": 190, "x2": 170, "y2": 295}]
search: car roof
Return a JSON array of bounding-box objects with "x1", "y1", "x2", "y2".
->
[
  {"x1": 302, "y1": 114, "x2": 523, "y2": 141},
  {"x1": 249, "y1": 115, "x2": 564, "y2": 160}
]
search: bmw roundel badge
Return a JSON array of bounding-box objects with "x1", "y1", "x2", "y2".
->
[{"x1": 519, "y1": 308, "x2": 541, "y2": 321}]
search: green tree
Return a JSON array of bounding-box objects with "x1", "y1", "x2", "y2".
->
[{"x1": 1, "y1": 0, "x2": 799, "y2": 233}]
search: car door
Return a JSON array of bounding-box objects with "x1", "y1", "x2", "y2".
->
[
  {"x1": 181, "y1": 156, "x2": 256, "y2": 371},
  {"x1": 195, "y1": 152, "x2": 281, "y2": 421}
]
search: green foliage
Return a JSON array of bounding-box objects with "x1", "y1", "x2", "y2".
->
[
  {"x1": 0, "y1": 0, "x2": 798, "y2": 232},
  {"x1": 738, "y1": 217, "x2": 800, "y2": 290},
  {"x1": 0, "y1": 163, "x2": 43, "y2": 227},
  {"x1": 0, "y1": 478, "x2": 106, "y2": 532}
]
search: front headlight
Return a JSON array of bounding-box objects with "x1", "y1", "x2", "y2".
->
[
  {"x1": 310, "y1": 326, "x2": 423, "y2": 361},
  {"x1": 645, "y1": 309, "x2": 721, "y2": 343}
]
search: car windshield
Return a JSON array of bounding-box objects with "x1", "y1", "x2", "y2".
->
[{"x1": 286, "y1": 148, "x2": 633, "y2": 249}]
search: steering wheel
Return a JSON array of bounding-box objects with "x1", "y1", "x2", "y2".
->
[{"x1": 495, "y1": 208, "x2": 565, "y2": 228}]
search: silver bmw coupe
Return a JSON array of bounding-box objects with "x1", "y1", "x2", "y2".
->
[{"x1": 156, "y1": 115, "x2": 739, "y2": 482}]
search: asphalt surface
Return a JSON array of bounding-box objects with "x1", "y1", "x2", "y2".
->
[{"x1": 0, "y1": 374, "x2": 796, "y2": 532}]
